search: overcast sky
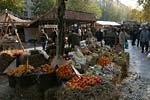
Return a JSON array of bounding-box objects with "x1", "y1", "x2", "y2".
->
[{"x1": 119, "y1": 0, "x2": 138, "y2": 8}]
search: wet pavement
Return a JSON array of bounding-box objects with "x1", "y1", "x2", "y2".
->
[{"x1": 120, "y1": 40, "x2": 150, "y2": 100}]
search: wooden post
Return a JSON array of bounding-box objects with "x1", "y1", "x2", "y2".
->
[
  {"x1": 8, "y1": 16, "x2": 25, "y2": 51},
  {"x1": 2, "y1": 10, "x2": 25, "y2": 51}
]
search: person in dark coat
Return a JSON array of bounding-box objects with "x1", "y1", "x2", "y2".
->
[
  {"x1": 69, "y1": 29, "x2": 81, "y2": 49},
  {"x1": 136, "y1": 27, "x2": 142, "y2": 47},
  {"x1": 95, "y1": 28, "x2": 103, "y2": 42},
  {"x1": 50, "y1": 28, "x2": 57, "y2": 43},
  {"x1": 140, "y1": 26, "x2": 150, "y2": 53},
  {"x1": 131, "y1": 26, "x2": 137, "y2": 46},
  {"x1": 40, "y1": 29, "x2": 48, "y2": 50}
]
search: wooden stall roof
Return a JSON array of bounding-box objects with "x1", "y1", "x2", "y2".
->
[
  {"x1": 29, "y1": 10, "x2": 96, "y2": 27},
  {"x1": 0, "y1": 13, "x2": 31, "y2": 26}
]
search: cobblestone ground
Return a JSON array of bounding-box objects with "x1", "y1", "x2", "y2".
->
[{"x1": 120, "y1": 41, "x2": 150, "y2": 100}]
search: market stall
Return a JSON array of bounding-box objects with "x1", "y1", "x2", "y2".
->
[
  {"x1": 0, "y1": 39, "x2": 128, "y2": 100},
  {"x1": 96, "y1": 21, "x2": 121, "y2": 46},
  {"x1": 0, "y1": 12, "x2": 30, "y2": 50}
]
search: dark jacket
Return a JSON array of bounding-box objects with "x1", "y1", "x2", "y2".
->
[
  {"x1": 95, "y1": 30, "x2": 103, "y2": 41},
  {"x1": 40, "y1": 33, "x2": 48, "y2": 42},
  {"x1": 140, "y1": 30, "x2": 150, "y2": 42}
]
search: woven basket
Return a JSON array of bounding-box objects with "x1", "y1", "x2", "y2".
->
[
  {"x1": 15, "y1": 84, "x2": 44, "y2": 100},
  {"x1": 8, "y1": 76, "x2": 16, "y2": 88},
  {"x1": 37, "y1": 72, "x2": 58, "y2": 91},
  {"x1": 15, "y1": 75, "x2": 37, "y2": 88}
]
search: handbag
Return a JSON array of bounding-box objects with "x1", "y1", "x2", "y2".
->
[{"x1": 124, "y1": 40, "x2": 128, "y2": 49}]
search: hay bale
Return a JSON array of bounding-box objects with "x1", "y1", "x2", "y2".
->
[
  {"x1": 45, "y1": 87, "x2": 58, "y2": 100},
  {"x1": 112, "y1": 53, "x2": 129, "y2": 81},
  {"x1": 54, "y1": 82, "x2": 120, "y2": 100},
  {"x1": 112, "y1": 64, "x2": 121, "y2": 86},
  {"x1": 112, "y1": 71, "x2": 121, "y2": 86}
]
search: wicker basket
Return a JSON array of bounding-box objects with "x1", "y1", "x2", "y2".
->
[
  {"x1": 15, "y1": 84, "x2": 44, "y2": 100},
  {"x1": 38, "y1": 72, "x2": 58, "y2": 91},
  {"x1": 15, "y1": 75, "x2": 37, "y2": 88},
  {"x1": 8, "y1": 76, "x2": 16, "y2": 88}
]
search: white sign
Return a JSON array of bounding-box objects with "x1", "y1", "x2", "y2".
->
[{"x1": 44, "y1": 25, "x2": 58, "y2": 28}]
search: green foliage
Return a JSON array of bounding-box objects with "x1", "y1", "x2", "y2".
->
[
  {"x1": 128, "y1": 9, "x2": 142, "y2": 22},
  {"x1": 0, "y1": 0, "x2": 25, "y2": 14},
  {"x1": 142, "y1": 6, "x2": 150, "y2": 22},
  {"x1": 138, "y1": 0, "x2": 150, "y2": 22},
  {"x1": 98, "y1": 0, "x2": 130, "y2": 21},
  {"x1": 31, "y1": 0, "x2": 56, "y2": 16},
  {"x1": 31, "y1": 0, "x2": 101, "y2": 18},
  {"x1": 66, "y1": 0, "x2": 102, "y2": 18},
  {"x1": 31, "y1": 0, "x2": 101, "y2": 17}
]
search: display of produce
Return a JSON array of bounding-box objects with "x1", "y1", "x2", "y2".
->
[
  {"x1": 7, "y1": 65, "x2": 34, "y2": 77},
  {"x1": 66, "y1": 75, "x2": 103, "y2": 90},
  {"x1": 85, "y1": 64, "x2": 121, "y2": 85},
  {"x1": 102, "y1": 51, "x2": 114, "y2": 61},
  {"x1": 12, "y1": 50, "x2": 24, "y2": 56},
  {"x1": 63, "y1": 54, "x2": 72, "y2": 61},
  {"x1": 1, "y1": 50, "x2": 24, "y2": 56},
  {"x1": 40, "y1": 64, "x2": 55, "y2": 73},
  {"x1": 97, "y1": 56, "x2": 111, "y2": 67},
  {"x1": 7, "y1": 64, "x2": 55, "y2": 77},
  {"x1": 56, "y1": 64, "x2": 74, "y2": 78},
  {"x1": 82, "y1": 48, "x2": 92, "y2": 56},
  {"x1": 2, "y1": 38, "x2": 129, "y2": 100}
]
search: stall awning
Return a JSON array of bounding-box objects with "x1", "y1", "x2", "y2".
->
[
  {"x1": 96, "y1": 21, "x2": 121, "y2": 26},
  {"x1": 0, "y1": 13, "x2": 31, "y2": 26}
]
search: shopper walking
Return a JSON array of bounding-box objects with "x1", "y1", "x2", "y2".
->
[
  {"x1": 137, "y1": 27, "x2": 142, "y2": 47},
  {"x1": 119, "y1": 28, "x2": 128, "y2": 51},
  {"x1": 140, "y1": 26, "x2": 150, "y2": 53}
]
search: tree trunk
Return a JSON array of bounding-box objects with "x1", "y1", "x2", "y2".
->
[
  {"x1": 56, "y1": 0, "x2": 65, "y2": 57},
  {"x1": 51, "y1": 0, "x2": 66, "y2": 67}
]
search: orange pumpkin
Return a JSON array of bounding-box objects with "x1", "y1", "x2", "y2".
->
[
  {"x1": 97, "y1": 57, "x2": 111, "y2": 67},
  {"x1": 66, "y1": 75, "x2": 103, "y2": 90},
  {"x1": 56, "y1": 64, "x2": 74, "y2": 78}
]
